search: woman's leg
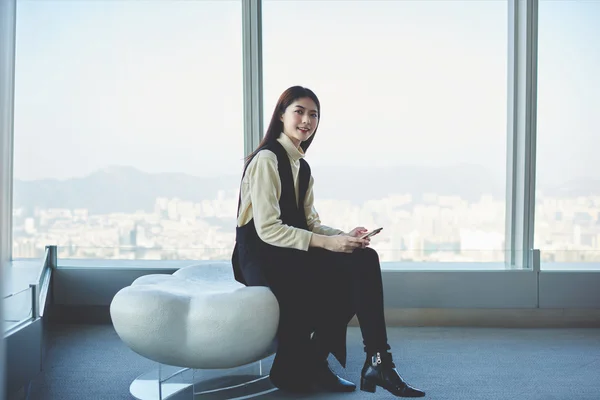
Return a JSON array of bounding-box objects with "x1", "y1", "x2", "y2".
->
[
  {"x1": 347, "y1": 247, "x2": 389, "y2": 354},
  {"x1": 311, "y1": 247, "x2": 426, "y2": 398},
  {"x1": 310, "y1": 247, "x2": 388, "y2": 356},
  {"x1": 261, "y1": 261, "x2": 319, "y2": 392}
]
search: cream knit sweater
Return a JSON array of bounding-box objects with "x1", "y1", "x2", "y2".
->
[{"x1": 237, "y1": 133, "x2": 344, "y2": 251}]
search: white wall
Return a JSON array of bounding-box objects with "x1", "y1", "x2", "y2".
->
[{"x1": 0, "y1": 1, "x2": 17, "y2": 398}]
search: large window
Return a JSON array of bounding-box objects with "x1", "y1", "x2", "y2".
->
[
  {"x1": 535, "y1": 0, "x2": 600, "y2": 266},
  {"x1": 263, "y1": 0, "x2": 507, "y2": 264},
  {"x1": 12, "y1": 0, "x2": 243, "y2": 261}
]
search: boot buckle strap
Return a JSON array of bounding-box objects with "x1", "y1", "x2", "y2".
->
[{"x1": 371, "y1": 352, "x2": 382, "y2": 367}]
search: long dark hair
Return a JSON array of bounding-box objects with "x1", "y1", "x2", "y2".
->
[{"x1": 245, "y1": 86, "x2": 320, "y2": 165}]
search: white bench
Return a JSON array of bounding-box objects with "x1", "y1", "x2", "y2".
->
[{"x1": 110, "y1": 264, "x2": 280, "y2": 399}]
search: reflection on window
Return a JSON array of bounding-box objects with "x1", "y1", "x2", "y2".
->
[
  {"x1": 263, "y1": 0, "x2": 507, "y2": 263},
  {"x1": 535, "y1": 0, "x2": 600, "y2": 264},
  {"x1": 12, "y1": 1, "x2": 243, "y2": 261}
]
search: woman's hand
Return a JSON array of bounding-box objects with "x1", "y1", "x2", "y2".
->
[
  {"x1": 324, "y1": 235, "x2": 369, "y2": 253},
  {"x1": 347, "y1": 226, "x2": 368, "y2": 238}
]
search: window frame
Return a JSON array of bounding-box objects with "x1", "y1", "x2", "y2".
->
[
  {"x1": 1, "y1": 0, "x2": 17, "y2": 396},
  {"x1": 2, "y1": 0, "x2": 599, "y2": 277},
  {"x1": 252, "y1": 0, "x2": 537, "y2": 269},
  {"x1": 505, "y1": 0, "x2": 539, "y2": 270},
  {"x1": 1, "y1": 0, "x2": 15, "y2": 264}
]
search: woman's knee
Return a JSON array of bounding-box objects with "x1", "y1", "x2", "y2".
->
[
  {"x1": 348, "y1": 247, "x2": 381, "y2": 277},
  {"x1": 358, "y1": 247, "x2": 380, "y2": 265}
]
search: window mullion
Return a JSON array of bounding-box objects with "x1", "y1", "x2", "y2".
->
[
  {"x1": 0, "y1": 0, "x2": 16, "y2": 263},
  {"x1": 242, "y1": 0, "x2": 264, "y2": 158},
  {"x1": 1, "y1": 0, "x2": 17, "y2": 396},
  {"x1": 506, "y1": 0, "x2": 539, "y2": 269}
]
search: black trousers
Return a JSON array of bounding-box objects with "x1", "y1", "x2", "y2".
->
[{"x1": 262, "y1": 247, "x2": 389, "y2": 379}]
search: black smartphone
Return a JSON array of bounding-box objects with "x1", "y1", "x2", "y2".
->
[{"x1": 360, "y1": 227, "x2": 383, "y2": 239}]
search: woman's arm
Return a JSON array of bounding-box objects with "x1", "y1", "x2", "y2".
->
[
  {"x1": 246, "y1": 153, "x2": 366, "y2": 253},
  {"x1": 304, "y1": 175, "x2": 346, "y2": 236}
]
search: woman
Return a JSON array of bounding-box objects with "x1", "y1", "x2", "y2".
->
[{"x1": 232, "y1": 86, "x2": 425, "y2": 398}]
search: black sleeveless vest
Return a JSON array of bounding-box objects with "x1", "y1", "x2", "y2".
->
[{"x1": 232, "y1": 140, "x2": 311, "y2": 286}]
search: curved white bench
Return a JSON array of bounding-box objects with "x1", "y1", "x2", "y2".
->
[{"x1": 110, "y1": 264, "x2": 279, "y2": 370}]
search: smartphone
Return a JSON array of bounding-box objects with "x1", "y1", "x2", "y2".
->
[{"x1": 360, "y1": 227, "x2": 383, "y2": 239}]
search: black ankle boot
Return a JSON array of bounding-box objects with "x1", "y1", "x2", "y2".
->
[
  {"x1": 360, "y1": 352, "x2": 425, "y2": 397},
  {"x1": 311, "y1": 359, "x2": 356, "y2": 392},
  {"x1": 269, "y1": 360, "x2": 314, "y2": 394},
  {"x1": 309, "y1": 333, "x2": 356, "y2": 392}
]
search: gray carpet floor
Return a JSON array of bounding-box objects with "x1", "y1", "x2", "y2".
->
[{"x1": 28, "y1": 324, "x2": 600, "y2": 400}]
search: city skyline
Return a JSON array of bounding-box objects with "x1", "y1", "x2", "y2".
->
[
  {"x1": 13, "y1": 190, "x2": 600, "y2": 264},
  {"x1": 12, "y1": 165, "x2": 600, "y2": 264}
]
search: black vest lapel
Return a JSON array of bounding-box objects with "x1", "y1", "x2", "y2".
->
[
  {"x1": 232, "y1": 140, "x2": 310, "y2": 285},
  {"x1": 265, "y1": 141, "x2": 309, "y2": 231}
]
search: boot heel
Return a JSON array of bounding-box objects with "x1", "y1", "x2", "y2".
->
[{"x1": 360, "y1": 378, "x2": 376, "y2": 393}]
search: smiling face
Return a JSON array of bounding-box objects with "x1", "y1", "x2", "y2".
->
[{"x1": 280, "y1": 97, "x2": 319, "y2": 148}]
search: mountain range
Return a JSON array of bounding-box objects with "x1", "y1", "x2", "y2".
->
[{"x1": 13, "y1": 165, "x2": 597, "y2": 215}]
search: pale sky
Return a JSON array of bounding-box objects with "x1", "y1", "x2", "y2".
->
[{"x1": 12, "y1": 0, "x2": 600, "y2": 189}]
